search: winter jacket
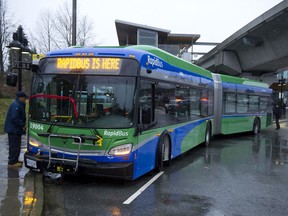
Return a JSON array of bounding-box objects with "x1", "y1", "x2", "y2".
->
[{"x1": 4, "y1": 98, "x2": 26, "y2": 134}]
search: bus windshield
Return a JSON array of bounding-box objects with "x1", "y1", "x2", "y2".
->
[{"x1": 30, "y1": 74, "x2": 136, "y2": 128}]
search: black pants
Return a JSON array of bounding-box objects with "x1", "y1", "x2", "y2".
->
[
  {"x1": 8, "y1": 133, "x2": 22, "y2": 165},
  {"x1": 275, "y1": 117, "x2": 280, "y2": 129}
]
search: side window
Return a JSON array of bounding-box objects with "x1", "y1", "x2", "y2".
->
[
  {"x1": 190, "y1": 89, "x2": 213, "y2": 117},
  {"x1": 156, "y1": 83, "x2": 191, "y2": 126},
  {"x1": 174, "y1": 88, "x2": 190, "y2": 118},
  {"x1": 200, "y1": 90, "x2": 208, "y2": 116},
  {"x1": 165, "y1": 86, "x2": 189, "y2": 119},
  {"x1": 237, "y1": 94, "x2": 248, "y2": 113},
  {"x1": 190, "y1": 89, "x2": 200, "y2": 116},
  {"x1": 260, "y1": 97, "x2": 268, "y2": 112},
  {"x1": 139, "y1": 80, "x2": 154, "y2": 124},
  {"x1": 224, "y1": 93, "x2": 236, "y2": 114},
  {"x1": 155, "y1": 82, "x2": 172, "y2": 112},
  {"x1": 208, "y1": 90, "x2": 214, "y2": 116},
  {"x1": 249, "y1": 95, "x2": 259, "y2": 113}
]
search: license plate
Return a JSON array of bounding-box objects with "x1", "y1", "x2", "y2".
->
[{"x1": 26, "y1": 159, "x2": 37, "y2": 168}]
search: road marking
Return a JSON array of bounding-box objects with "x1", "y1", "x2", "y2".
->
[{"x1": 123, "y1": 171, "x2": 164, "y2": 205}]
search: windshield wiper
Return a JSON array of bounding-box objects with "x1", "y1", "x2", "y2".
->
[
  {"x1": 30, "y1": 94, "x2": 80, "y2": 135},
  {"x1": 47, "y1": 118, "x2": 58, "y2": 133}
]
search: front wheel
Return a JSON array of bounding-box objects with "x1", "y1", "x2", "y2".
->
[{"x1": 156, "y1": 134, "x2": 171, "y2": 172}]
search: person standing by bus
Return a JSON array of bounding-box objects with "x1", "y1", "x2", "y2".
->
[
  {"x1": 4, "y1": 91, "x2": 27, "y2": 167},
  {"x1": 273, "y1": 102, "x2": 281, "y2": 130}
]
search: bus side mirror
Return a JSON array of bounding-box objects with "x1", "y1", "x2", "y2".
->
[
  {"x1": 31, "y1": 65, "x2": 39, "y2": 73},
  {"x1": 6, "y1": 73, "x2": 18, "y2": 87}
]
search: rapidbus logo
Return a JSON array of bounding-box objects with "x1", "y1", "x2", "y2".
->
[
  {"x1": 103, "y1": 130, "x2": 128, "y2": 137},
  {"x1": 147, "y1": 55, "x2": 163, "y2": 68}
]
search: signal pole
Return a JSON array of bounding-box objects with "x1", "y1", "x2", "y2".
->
[{"x1": 72, "y1": 0, "x2": 77, "y2": 46}]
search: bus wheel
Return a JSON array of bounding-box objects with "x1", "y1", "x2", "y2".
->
[
  {"x1": 156, "y1": 134, "x2": 171, "y2": 172},
  {"x1": 252, "y1": 118, "x2": 261, "y2": 135},
  {"x1": 205, "y1": 123, "x2": 211, "y2": 147}
]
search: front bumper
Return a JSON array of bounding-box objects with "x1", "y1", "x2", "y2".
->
[{"x1": 24, "y1": 151, "x2": 134, "y2": 180}]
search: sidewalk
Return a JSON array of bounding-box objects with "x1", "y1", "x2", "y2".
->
[{"x1": 0, "y1": 134, "x2": 44, "y2": 216}]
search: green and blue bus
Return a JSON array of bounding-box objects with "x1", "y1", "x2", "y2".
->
[{"x1": 24, "y1": 45, "x2": 272, "y2": 180}]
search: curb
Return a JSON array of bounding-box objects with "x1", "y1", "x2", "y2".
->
[
  {"x1": 23, "y1": 171, "x2": 44, "y2": 216},
  {"x1": 34, "y1": 172, "x2": 44, "y2": 216}
]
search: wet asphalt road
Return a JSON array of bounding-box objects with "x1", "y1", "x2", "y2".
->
[{"x1": 43, "y1": 124, "x2": 288, "y2": 216}]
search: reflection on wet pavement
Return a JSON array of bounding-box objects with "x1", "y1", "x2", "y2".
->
[
  {"x1": 148, "y1": 128, "x2": 288, "y2": 216},
  {"x1": 0, "y1": 136, "x2": 38, "y2": 215},
  {"x1": 192, "y1": 131, "x2": 288, "y2": 175},
  {"x1": 0, "y1": 168, "x2": 21, "y2": 216}
]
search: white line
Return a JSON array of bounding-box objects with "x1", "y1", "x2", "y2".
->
[{"x1": 123, "y1": 171, "x2": 164, "y2": 205}]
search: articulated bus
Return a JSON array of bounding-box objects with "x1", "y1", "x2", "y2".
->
[{"x1": 24, "y1": 45, "x2": 272, "y2": 180}]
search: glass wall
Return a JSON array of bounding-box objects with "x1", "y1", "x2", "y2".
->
[{"x1": 137, "y1": 29, "x2": 158, "y2": 47}]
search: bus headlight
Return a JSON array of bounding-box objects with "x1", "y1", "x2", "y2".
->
[
  {"x1": 29, "y1": 137, "x2": 43, "y2": 148},
  {"x1": 109, "y1": 144, "x2": 132, "y2": 156}
]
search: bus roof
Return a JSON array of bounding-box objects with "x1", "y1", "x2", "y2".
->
[
  {"x1": 126, "y1": 45, "x2": 212, "y2": 79},
  {"x1": 46, "y1": 45, "x2": 213, "y2": 79},
  {"x1": 45, "y1": 45, "x2": 269, "y2": 89},
  {"x1": 219, "y1": 73, "x2": 269, "y2": 88}
]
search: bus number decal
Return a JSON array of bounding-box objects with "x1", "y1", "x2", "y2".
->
[{"x1": 30, "y1": 123, "x2": 44, "y2": 131}]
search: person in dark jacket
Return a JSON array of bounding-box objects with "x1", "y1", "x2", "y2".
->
[
  {"x1": 273, "y1": 102, "x2": 281, "y2": 130},
  {"x1": 4, "y1": 91, "x2": 27, "y2": 167}
]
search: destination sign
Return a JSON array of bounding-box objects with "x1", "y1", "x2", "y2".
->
[{"x1": 56, "y1": 57, "x2": 122, "y2": 72}]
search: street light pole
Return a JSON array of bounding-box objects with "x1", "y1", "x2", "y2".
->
[
  {"x1": 278, "y1": 75, "x2": 286, "y2": 116},
  {"x1": 18, "y1": 49, "x2": 22, "y2": 91},
  {"x1": 72, "y1": 0, "x2": 77, "y2": 46},
  {"x1": 6, "y1": 27, "x2": 31, "y2": 91}
]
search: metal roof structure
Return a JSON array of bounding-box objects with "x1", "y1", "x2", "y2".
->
[{"x1": 195, "y1": 0, "x2": 288, "y2": 77}]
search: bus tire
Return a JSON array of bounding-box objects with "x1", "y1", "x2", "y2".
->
[
  {"x1": 156, "y1": 133, "x2": 171, "y2": 172},
  {"x1": 205, "y1": 123, "x2": 211, "y2": 147},
  {"x1": 252, "y1": 118, "x2": 261, "y2": 135}
]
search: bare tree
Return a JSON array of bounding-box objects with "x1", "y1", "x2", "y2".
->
[
  {"x1": 30, "y1": 10, "x2": 59, "y2": 54},
  {"x1": 31, "y1": 1, "x2": 96, "y2": 53},
  {"x1": 54, "y1": 2, "x2": 96, "y2": 47},
  {"x1": 53, "y1": 2, "x2": 73, "y2": 47},
  {"x1": 77, "y1": 15, "x2": 95, "y2": 46},
  {"x1": 0, "y1": 0, "x2": 15, "y2": 73}
]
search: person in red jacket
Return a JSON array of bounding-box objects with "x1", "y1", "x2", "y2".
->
[{"x1": 4, "y1": 91, "x2": 27, "y2": 167}]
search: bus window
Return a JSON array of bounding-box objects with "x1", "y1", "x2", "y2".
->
[
  {"x1": 190, "y1": 89, "x2": 200, "y2": 116},
  {"x1": 200, "y1": 90, "x2": 208, "y2": 117},
  {"x1": 224, "y1": 93, "x2": 236, "y2": 114},
  {"x1": 249, "y1": 95, "x2": 259, "y2": 113},
  {"x1": 260, "y1": 97, "x2": 268, "y2": 112},
  {"x1": 208, "y1": 90, "x2": 214, "y2": 116},
  {"x1": 139, "y1": 80, "x2": 154, "y2": 126},
  {"x1": 164, "y1": 87, "x2": 190, "y2": 119},
  {"x1": 237, "y1": 94, "x2": 248, "y2": 113}
]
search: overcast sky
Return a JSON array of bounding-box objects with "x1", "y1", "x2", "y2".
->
[{"x1": 7, "y1": 0, "x2": 283, "y2": 51}]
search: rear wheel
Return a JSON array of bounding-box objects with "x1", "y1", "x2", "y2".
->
[
  {"x1": 156, "y1": 134, "x2": 170, "y2": 172},
  {"x1": 204, "y1": 123, "x2": 211, "y2": 147}
]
